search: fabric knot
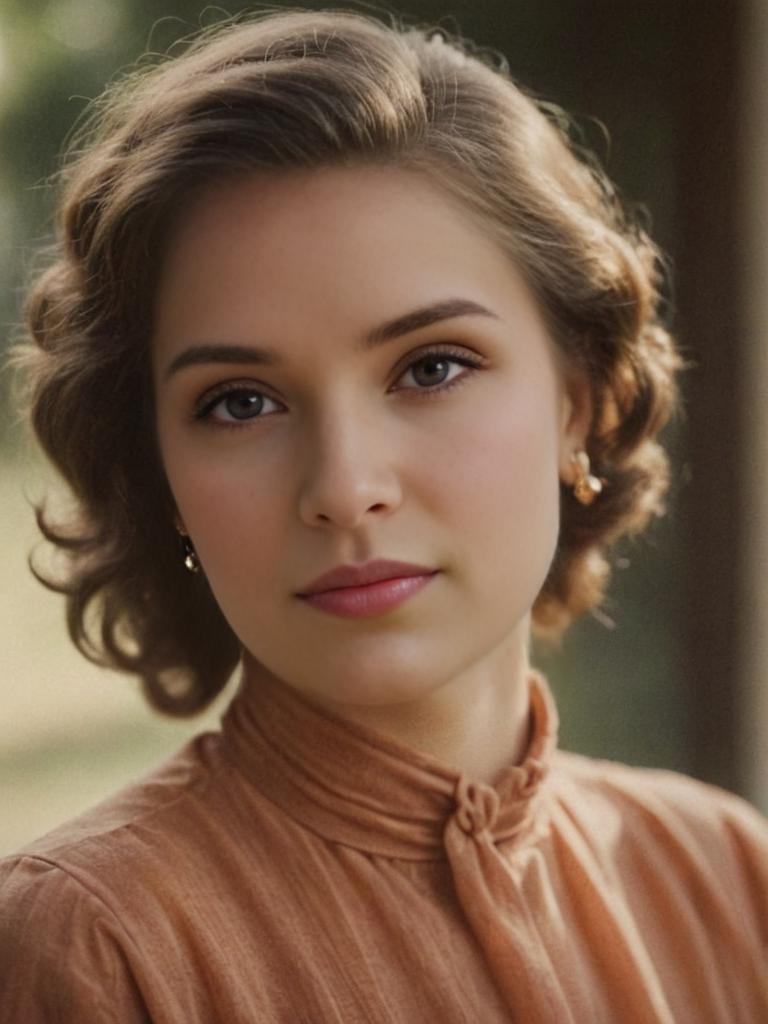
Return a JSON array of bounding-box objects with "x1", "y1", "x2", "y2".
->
[
  {"x1": 222, "y1": 663, "x2": 559, "y2": 858},
  {"x1": 516, "y1": 758, "x2": 549, "y2": 799},
  {"x1": 453, "y1": 776, "x2": 500, "y2": 837}
]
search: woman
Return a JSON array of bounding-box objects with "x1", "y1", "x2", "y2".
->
[{"x1": 1, "y1": 8, "x2": 766, "y2": 1022}]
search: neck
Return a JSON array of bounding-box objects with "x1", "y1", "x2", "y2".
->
[{"x1": 246, "y1": 622, "x2": 534, "y2": 784}]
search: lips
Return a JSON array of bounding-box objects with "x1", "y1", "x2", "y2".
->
[{"x1": 297, "y1": 559, "x2": 437, "y2": 596}]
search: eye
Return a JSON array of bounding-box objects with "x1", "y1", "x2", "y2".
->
[
  {"x1": 192, "y1": 346, "x2": 484, "y2": 430},
  {"x1": 194, "y1": 384, "x2": 281, "y2": 426},
  {"x1": 395, "y1": 348, "x2": 481, "y2": 393}
]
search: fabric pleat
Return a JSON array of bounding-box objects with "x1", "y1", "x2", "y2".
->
[{"x1": 2, "y1": 661, "x2": 768, "y2": 1022}]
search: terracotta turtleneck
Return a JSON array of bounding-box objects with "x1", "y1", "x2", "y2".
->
[
  {"x1": 220, "y1": 665, "x2": 557, "y2": 861},
  {"x1": 1, "y1": 665, "x2": 768, "y2": 1023}
]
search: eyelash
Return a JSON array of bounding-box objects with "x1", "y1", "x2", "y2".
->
[{"x1": 192, "y1": 346, "x2": 484, "y2": 430}]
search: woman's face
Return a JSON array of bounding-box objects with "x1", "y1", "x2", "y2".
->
[{"x1": 152, "y1": 165, "x2": 591, "y2": 707}]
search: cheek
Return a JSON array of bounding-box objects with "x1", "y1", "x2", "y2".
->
[
  {"x1": 431, "y1": 381, "x2": 560, "y2": 525},
  {"x1": 433, "y1": 380, "x2": 562, "y2": 593},
  {"x1": 159, "y1": 435, "x2": 289, "y2": 595}
]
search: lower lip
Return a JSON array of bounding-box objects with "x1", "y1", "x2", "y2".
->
[{"x1": 298, "y1": 573, "x2": 439, "y2": 618}]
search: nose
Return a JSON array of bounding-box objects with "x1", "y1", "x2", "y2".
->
[{"x1": 296, "y1": 410, "x2": 402, "y2": 530}]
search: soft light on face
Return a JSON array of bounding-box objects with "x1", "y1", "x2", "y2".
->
[{"x1": 151, "y1": 165, "x2": 590, "y2": 708}]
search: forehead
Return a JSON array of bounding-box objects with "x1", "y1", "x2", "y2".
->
[
  {"x1": 159, "y1": 164, "x2": 500, "y2": 268},
  {"x1": 151, "y1": 164, "x2": 549, "y2": 365}
]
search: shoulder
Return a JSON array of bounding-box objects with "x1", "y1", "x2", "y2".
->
[
  {"x1": 548, "y1": 748, "x2": 768, "y2": 934},
  {"x1": 0, "y1": 721, "x2": 302, "y2": 929},
  {"x1": 0, "y1": 854, "x2": 151, "y2": 1021},
  {"x1": 0, "y1": 852, "x2": 132, "y2": 945},
  {"x1": 0, "y1": 730, "x2": 234, "y2": 1019},
  {"x1": 550, "y1": 746, "x2": 768, "y2": 849},
  {"x1": 1, "y1": 729, "x2": 232, "y2": 909}
]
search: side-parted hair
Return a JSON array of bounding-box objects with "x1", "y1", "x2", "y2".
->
[{"x1": 9, "y1": 6, "x2": 688, "y2": 715}]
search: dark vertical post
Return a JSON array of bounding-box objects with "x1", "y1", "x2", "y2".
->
[
  {"x1": 674, "y1": 0, "x2": 749, "y2": 791},
  {"x1": 738, "y1": 0, "x2": 768, "y2": 813}
]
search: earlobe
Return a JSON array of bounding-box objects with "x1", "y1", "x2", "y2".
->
[
  {"x1": 173, "y1": 513, "x2": 200, "y2": 572},
  {"x1": 569, "y1": 450, "x2": 603, "y2": 504},
  {"x1": 557, "y1": 371, "x2": 603, "y2": 504}
]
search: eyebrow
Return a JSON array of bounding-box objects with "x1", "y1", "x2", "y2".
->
[{"x1": 161, "y1": 298, "x2": 499, "y2": 382}]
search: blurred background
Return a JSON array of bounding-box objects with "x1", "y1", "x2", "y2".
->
[{"x1": 1, "y1": 0, "x2": 766, "y2": 855}]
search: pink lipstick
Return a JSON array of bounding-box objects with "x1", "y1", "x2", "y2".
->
[{"x1": 296, "y1": 559, "x2": 440, "y2": 618}]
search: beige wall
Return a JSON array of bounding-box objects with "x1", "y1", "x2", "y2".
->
[{"x1": 0, "y1": 456, "x2": 233, "y2": 854}]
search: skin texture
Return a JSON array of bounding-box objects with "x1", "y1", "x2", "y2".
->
[{"x1": 151, "y1": 165, "x2": 592, "y2": 782}]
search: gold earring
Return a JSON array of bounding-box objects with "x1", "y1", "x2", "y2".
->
[
  {"x1": 179, "y1": 532, "x2": 200, "y2": 574},
  {"x1": 571, "y1": 450, "x2": 603, "y2": 505}
]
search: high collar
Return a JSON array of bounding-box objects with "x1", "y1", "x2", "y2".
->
[{"x1": 220, "y1": 665, "x2": 559, "y2": 861}]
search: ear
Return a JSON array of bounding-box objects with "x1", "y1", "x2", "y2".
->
[{"x1": 557, "y1": 369, "x2": 593, "y2": 483}]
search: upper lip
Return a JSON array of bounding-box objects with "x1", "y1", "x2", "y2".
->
[{"x1": 297, "y1": 559, "x2": 438, "y2": 596}]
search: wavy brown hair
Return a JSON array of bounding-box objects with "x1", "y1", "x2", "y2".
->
[{"x1": 8, "y1": 7, "x2": 688, "y2": 716}]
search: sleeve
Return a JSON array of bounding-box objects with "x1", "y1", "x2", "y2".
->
[
  {"x1": 0, "y1": 855, "x2": 152, "y2": 1023},
  {"x1": 710, "y1": 785, "x2": 768, "y2": 952},
  {"x1": 646, "y1": 769, "x2": 768, "y2": 969}
]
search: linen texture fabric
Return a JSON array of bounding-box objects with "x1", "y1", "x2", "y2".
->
[{"x1": 1, "y1": 667, "x2": 767, "y2": 1022}]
